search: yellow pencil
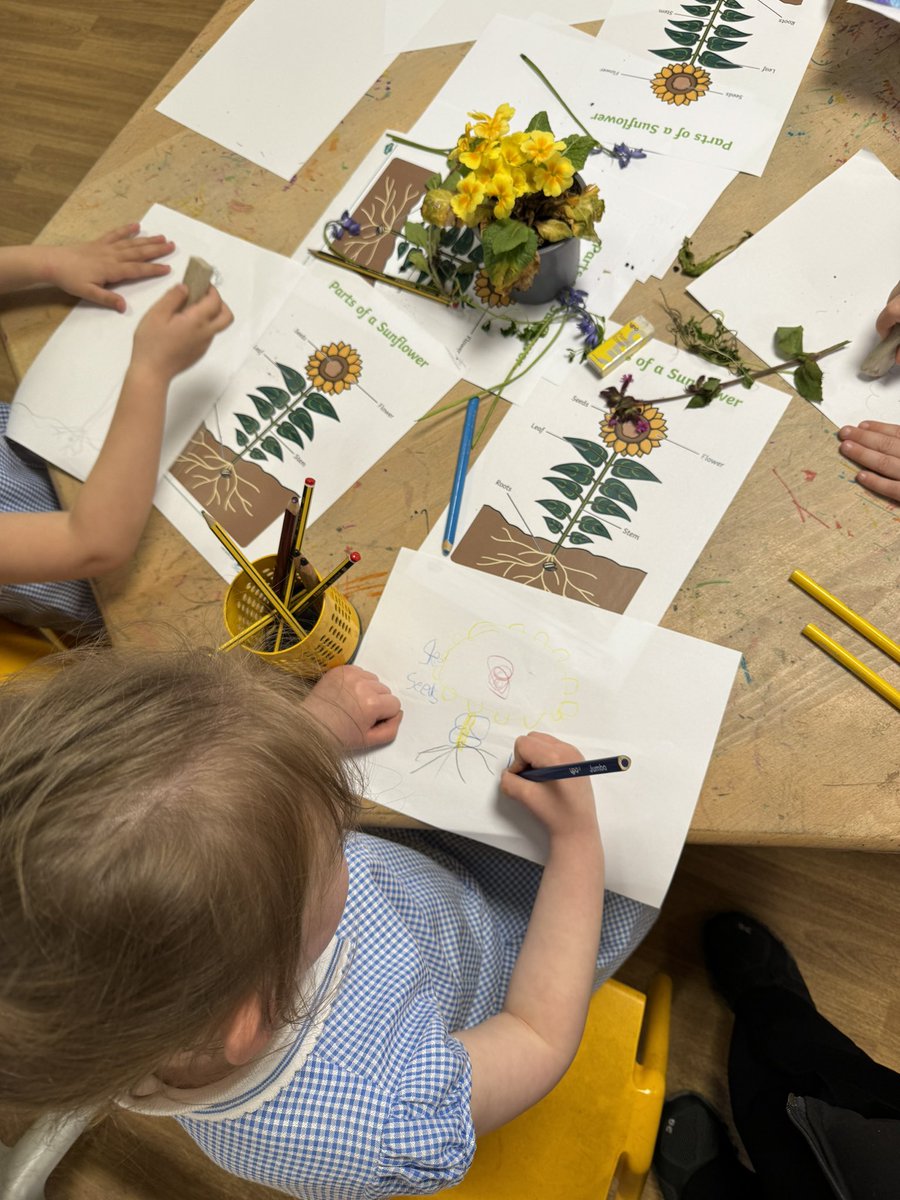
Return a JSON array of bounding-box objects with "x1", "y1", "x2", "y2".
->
[
  {"x1": 202, "y1": 512, "x2": 307, "y2": 644},
  {"x1": 802, "y1": 624, "x2": 900, "y2": 710},
  {"x1": 790, "y1": 569, "x2": 900, "y2": 663}
]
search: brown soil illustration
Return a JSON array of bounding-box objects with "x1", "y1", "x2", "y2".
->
[
  {"x1": 452, "y1": 504, "x2": 646, "y2": 614},
  {"x1": 344, "y1": 159, "x2": 434, "y2": 273},
  {"x1": 171, "y1": 425, "x2": 295, "y2": 546}
]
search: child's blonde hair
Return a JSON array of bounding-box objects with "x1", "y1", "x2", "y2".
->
[{"x1": 0, "y1": 647, "x2": 358, "y2": 1115}]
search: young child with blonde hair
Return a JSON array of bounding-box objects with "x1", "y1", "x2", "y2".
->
[{"x1": 0, "y1": 649, "x2": 655, "y2": 1198}]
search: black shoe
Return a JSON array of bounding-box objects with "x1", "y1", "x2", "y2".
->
[
  {"x1": 653, "y1": 1093, "x2": 741, "y2": 1200},
  {"x1": 702, "y1": 911, "x2": 814, "y2": 1011}
]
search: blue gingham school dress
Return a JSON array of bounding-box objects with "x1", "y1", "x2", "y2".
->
[
  {"x1": 0, "y1": 403, "x2": 102, "y2": 632},
  {"x1": 123, "y1": 830, "x2": 657, "y2": 1199}
]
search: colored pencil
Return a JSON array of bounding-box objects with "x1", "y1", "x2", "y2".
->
[
  {"x1": 518, "y1": 755, "x2": 631, "y2": 782},
  {"x1": 272, "y1": 496, "x2": 300, "y2": 600},
  {"x1": 790, "y1": 569, "x2": 900, "y2": 663},
  {"x1": 442, "y1": 395, "x2": 480, "y2": 556},
  {"x1": 202, "y1": 512, "x2": 307, "y2": 643},
  {"x1": 308, "y1": 249, "x2": 452, "y2": 306},
  {"x1": 802, "y1": 624, "x2": 900, "y2": 711},
  {"x1": 273, "y1": 479, "x2": 315, "y2": 652}
]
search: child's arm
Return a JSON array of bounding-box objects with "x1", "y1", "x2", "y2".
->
[
  {"x1": 455, "y1": 731, "x2": 605, "y2": 1134},
  {"x1": 304, "y1": 665, "x2": 403, "y2": 749},
  {"x1": 0, "y1": 284, "x2": 233, "y2": 583},
  {"x1": 838, "y1": 421, "x2": 900, "y2": 502},
  {"x1": 0, "y1": 223, "x2": 174, "y2": 311}
]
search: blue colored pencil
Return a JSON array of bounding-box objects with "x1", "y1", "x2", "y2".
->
[
  {"x1": 442, "y1": 395, "x2": 480, "y2": 555},
  {"x1": 519, "y1": 755, "x2": 631, "y2": 782}
]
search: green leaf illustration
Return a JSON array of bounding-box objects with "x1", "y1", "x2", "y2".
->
[
  {"x1": 543, "y1": 517, "x2": 564, "y2": 535},
  {"x1": 551, "y1": 462, "x2": 595, "y2": 486},
  {"x1": 714, "y1": 23, "x2": 751, "y2": 36},
  {"x1": 591, "y1": 496, "x2": 630, "y2": 521},
  {"x1": 456, "y1": 227, "x2": 476, "y2": 255},
  {"x1": 723, "y1": 0, "x2": 745, "y2": 7},
  {"x1": 289, "y1": 408, "x2": 315, "y2": 439},
  {"x1": 396, "y1": 240, "x2": 409, "y2": 258},
  {"x1": 671, "y1": 18, "x2": 704, "y2": 28},
  {"x1": 578, "y1": 517, "x2": 612, "y2": 539},
  {"x1": 250, "y1": 394, "x2": 275, "y2": 420},
  {"x1": 261, "y1": 436, "x2": 283, "y2": 461},
  {"x1": 611, "y1": 459, "x2": 661, "y2": 482},
  {"x1": 526, "y1": 110, "x2": 553, "y2": 133},
  {"x1": 651, "y1": 46, "x2": 692, "y2": 60},
  {"x1": 544, "y1": 475, "x2": 583, "y2": 500},
  {"x1": 259, "y1": 386, "x2": 291, "y2": 407},
  {"x1": 681, "y1": 4, "x2": 712, "y2": 13},
  {"x1": 775, "y1": 326, "x2": 805, "y2": 358},
  {"x1": 717, "y1": 7, "x2": 752, "y2": 16},
  {"x1": 563, "y1": 436, "x2": 608, "y2": 468},
  {"x1": 698, "y1": 50, "x2": 741, "y2": 68},
  {"x1": 794, "y1": 358, "x2": 823, "y2": 404},
  {"x1": 250, "y1": 448, "x2": 265, "y2": 461},
  {"x1": 276, "y1": 363, "x2": 306, "y2": 395},
  {"x1": 537, "y1": 499, "x2": 572, "y2": 521},
  {"x1": 569, "y1": 532, "x2": 593, "y2": 545},
  {"x1": 707, "y1": 36, "x2": 747, "y2": 50},
  {"x1": 304, "y1": 392, "x2": 340, "y2": 420},
  {"x1": 600, "y1": 479, "x2": 638, "y2": 510},
  {"x1": 665, "y1": 28, "x2": 700, "y2": 44},
  {"x1": 235, "y1": 430, "x2": 248, "y2": 447},
  {"x1": 277, "y1": 422, "x2": 303, "y2": 447},
  {"x1": 236, "y1": 412, "x2": 260, "y2": 435}
]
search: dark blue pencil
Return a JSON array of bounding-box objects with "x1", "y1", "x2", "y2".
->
[
  {"x1": 442, "y1": 395, "x2": 480, "y2": 555},
  {"x1": 519, "y1": 755, "x2": 631, "y2": 782}
]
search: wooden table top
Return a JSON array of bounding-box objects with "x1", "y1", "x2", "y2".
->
[{"x1": 2, "y1": 0, "x2": 898, "y2": 848}]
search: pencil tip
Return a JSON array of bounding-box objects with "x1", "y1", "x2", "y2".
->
[
  {"x1": 201, "y1": 511, "x2": 214, "y2": 526},
  {"x1": 441, "y1": 542, "x2": 452, "y2": 555}
]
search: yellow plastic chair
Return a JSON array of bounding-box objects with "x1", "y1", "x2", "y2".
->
[
  {"x1": 0, "y1": 617, "x2": 59, "y2": 679},
  {"x1": 421, "y1": 973, "x2": 672, "y2": 1200}
]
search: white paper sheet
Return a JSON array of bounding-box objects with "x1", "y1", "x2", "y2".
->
[
  {"x1": 160, "y1": 262, "x2": 458, "y2": 576},
  {"x1": 356, "y1": 548, "x2": 739, "y2": 906},
  {"x1": 386, "y1": 0, "x2": 611, "y2": 53},
  {"x1": 419, "y1": 340, "x2": 789, "y2": 623},
  {"x1": 688, "y1": 151, "x2": 900, "y2": 431},
  {"x1": 8, "y1": 205, "x2": 303, "y2": 481},
  {"x1": 156, "y1": 0, "x2": 392, "y2": 180},
  {"x1": 573, "y1": 0, "x2": 833, "y2": 176}
]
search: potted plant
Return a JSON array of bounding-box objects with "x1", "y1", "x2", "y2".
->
[{"x1": 404, "y1": 103, "x2": 605, "y2": 307}]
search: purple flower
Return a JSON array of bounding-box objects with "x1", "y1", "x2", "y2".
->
[
  {"x1": 612, "y1": 143, "x2": 647, "y2": 168},
  {"x1": 557, "y1": 285, "x2": 589, "y2": 310},
  {"x1": 621, "y1": 373, "x2": 634, "y2": 389},
  {"x1": 329, "y1": 210, "x2": 361, "y2": 240},
  {"x1": 578, "y1": 313, "x2": 601, "y2": 349}
]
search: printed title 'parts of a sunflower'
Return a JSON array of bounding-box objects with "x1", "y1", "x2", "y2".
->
[
  {"x1": 689, "y1": 151, "x2": 900, "y2": 432},
  {"x1": 7, "y1": 204, "x2": 303, "y2": 485},
  {"x1": 155, "y1": 259, "x2": 459, "y2": 579},
  {"x1": 356, "y1": 547, "x2": 740, "y2": 908},
  {"x1": 418, "y1": 340, "x2": 789, "y2": 624},
  {"x1": 575, "y1": 0, "x2": 834, "y2": 175}
]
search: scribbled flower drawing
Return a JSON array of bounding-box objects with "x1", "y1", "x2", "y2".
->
[
  {"x1": 305, "y1": 342, "x2": 362, "y2": 394},
  {"x1": 601, "y1": 405, "x2": 668, "y2": 457},
  {"x1": 650, "y1": 63, "x2": 712, "y2": 106}
]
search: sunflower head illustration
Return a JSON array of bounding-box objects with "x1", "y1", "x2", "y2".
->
[
  {"x1": 650, "y1": 63, "x2": 711, "y2": 107},
  {"x1": 305, "y1": 342, "x2": 362, "y2": 394},
  {"x1": 601, "y1": 405, "x2": 667, "y2": 457},
  {"x1": 473, "y1": 269, "x2": 511, "y2": 308}
]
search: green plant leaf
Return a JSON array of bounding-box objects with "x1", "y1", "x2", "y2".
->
[
  {"x1": 304, "y1": 392, "x2": 339, "y2": 420},
  {"x1": 551, "y1": 461, "x2": 595, "y2": 486},
  {"x1": 537, "y1": 498, "x2": 572, "y2": 521},
  {"x1": 578, "y1": 517, "x2": 612, "y2": 539},
  {"x1": 261, "y1": 436, "x2": 283, "y2": 461},
  {"x1": 775, "y1": 326, "x2": 805, "y2": 358},
  {"x1": 611, "y1": 459, "x2": 660, "y2": 482},
  {"x1": 250, "y1": 448, "x2": 265, "y2": 461},
  {"x1": 665, "y1": 27, "x2": 700, "y2": 44},
  {"x1": 686, "y1": 392, "x2": 716, "y2": 409},
  {"x1": 525, "y1": 110, "x2": 553, "y2": 133},
  {"x1": 402, "y1": 221, "x2": 432, "y2": 249},
  {"x1": 235, "y1": 430, "x2": 248, "y2": 447},
  {"x1": 651, "y1": 46, "x2": 693, "y2": 60},
  {"x1": 258, "y1": 386, "x2": 291, "y2": 407},
  {"x1": 569, "y1": 532, "x2": 593, "y2": 545},
  {"x1": 600, "y1": 478, "x2": 637, "y2": 510},
  {"x1": 276, "y1": 363, "x2": 306, "y2": 395},
  {"x1": 277, "y1": 422, "x2": 303, "y2": 447},
  {"x1": 250, "y1": 394, "x2": 275, "y2": 420},
  {"x1": 698, "y1": 50, "x2": 741, "y2": 67},
  {"x1": 563, "y1": 436, "x2": 608, "y2": 468},
  {"x1": 289, "y1": 408, "x2": 314, "y2": 439},
  {"x1": 456, "y1": 227, "x2": 476, "y2": 255},
  {"x1": 543, "y1": 517, "x2": 564, "y2": 534},
  {"x1": 794, "y1": 357, "x2": 824, "y2": 403},
  {"x1": 591, "y1": 496, "x2": 630, "y2": 521},
  {"x1": 236, "y1": 412, "x2": 260, "y2": 435},
  {"x1": 560, "y1": 134, "x2": 597, "y2": 171},
  {"x1": 481, "y1": 219, "x2": 538, "y2": 291},
  {"x1": 714, "y1": 23, "x2": 751, "y2": 36},
  {"x1": 425, "y1": 172, "x2": 442, "y2": 190},
  {"x1": 544, "y1": 475, "x2": 583, "y2": 501},
  {"x1": 707, "y1": 36, "x2": 748, "y2": 50},
  {"x1": 405, "y1": 249, "x2": 429, "y2": 273}
]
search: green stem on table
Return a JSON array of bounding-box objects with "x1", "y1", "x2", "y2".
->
[
  {"x1": 648, "y1": 340, "x2": 850, "y2": 405},
  {"x1": 520, "y1": 54, "x2": 613, "y2": 158},
  {"x1": 386, "y1": 132, "x2": 452, "y2": 157}
]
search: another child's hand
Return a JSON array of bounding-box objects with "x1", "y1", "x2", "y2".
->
[
  {"x1": 837, "y1": 421, "x2": 900, "y2": 503},
  {"x1": 304, "y1": 666, "x2": 403, "y2": 751},
  {"x1": 43, "y1": 223, "x2": 174, "y2": 311},
  {"x1": 875, "y1": 283, "x2": 900, "y2": 367},
  {"x1": 501, "y1": 732, "x2": 600, "y2": 841},
  {"x1": 130, "y1": 284, "x2": 233, "y2": 383}
]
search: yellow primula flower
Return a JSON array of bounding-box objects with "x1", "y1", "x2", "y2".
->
[
  {"x1": 522, "y1": 129, "x2": 566, "y2": 164},
  {"x1": 451, "y1": 174, "x2": 486, "y2": 223},
  {"x1": 534, "y1": 153, "x2": 575, "y2": 198},
  {"x1": 498, "y1": 132, "x2": 528, "y2": 167},
  {"x1": 490, "y1": 171, "x2": 517, "y2": 219},
  {"x1": 468, "y1": 103, "x2": 515, "y2": 142},
  {"x1": 459, "y1": 139, "x2": 490, "y2": 170}
]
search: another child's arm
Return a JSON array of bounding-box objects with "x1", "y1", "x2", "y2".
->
[
  {"x1": 0, "y1": 284, "x2": 233, "y2": 583},
  {"x1": 304, "y1": 665, "x2": 403, "y2": 749},
  {"x1": 0, "y1": 223, "x2": 174, "y2": 311},
  {"x1": 455, "y1": 731, "x2": 605, "y2": 1134}
]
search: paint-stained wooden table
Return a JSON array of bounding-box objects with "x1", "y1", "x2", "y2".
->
[{"x1": 1, "y1": 0, "x2": 898, "y2": 848}]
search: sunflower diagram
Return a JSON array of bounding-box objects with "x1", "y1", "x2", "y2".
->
[
  {"x1": 171, "y1": 342, "x2": 362, "y2": 545},
  {"x1": 451, "y1": 407, "x2": 668, "y2": 613},
  {"x1": 648, "y1": 0, "x2": 757, "y2": 108}
]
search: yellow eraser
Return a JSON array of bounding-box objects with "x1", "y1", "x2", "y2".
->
[{"x1": 587, "y1": 316, "x2": 654, "y2": 377}]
